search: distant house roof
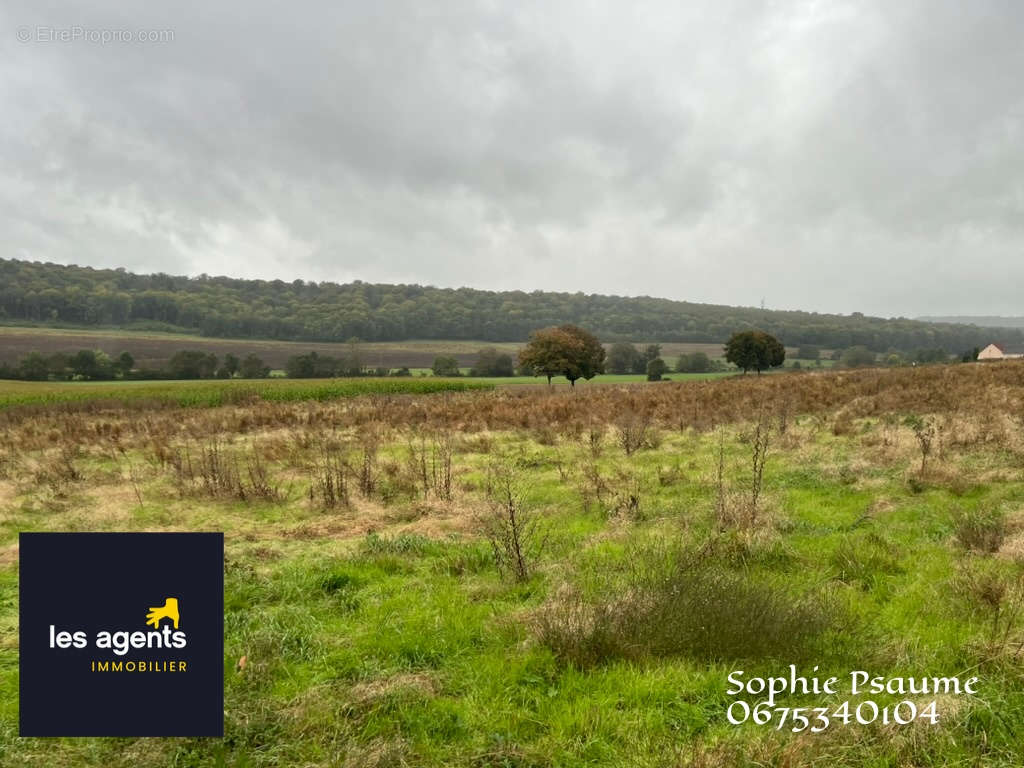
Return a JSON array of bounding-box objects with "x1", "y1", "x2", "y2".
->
[{"x1": 988, "y1": 343, "x2": 1024, "y2": 355}]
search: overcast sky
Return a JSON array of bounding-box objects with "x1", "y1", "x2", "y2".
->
[{"x1": 3, "y1": 1, "x2": 1023, "y2": 317}]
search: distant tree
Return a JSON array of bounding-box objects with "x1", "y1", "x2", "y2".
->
[
  {"x1": 167, "y1": 350, "x2": 218, "y2": 379},
  {"x1": 431, "y1": 356, "x2": 461, "y2": 377},
  {"x1": 341, "y1": 337, "x2": 365, "y2": 376},
  {"x1": 285, "y1": 351, "x2": 342, "y2": 378},
  {"x1": 47, "y1": 352, "x2": 71, "y2": 380},
  {"x1": 116, "y1": 351, "x2": 134, "y2": 377},
  {"x1": 676, "y1": 351, "x2": 712, "y2": 373},
  {"x1": 286, "y1": 352, "x2": 317, "y2": 378},
  {"x1": 724, "y1": 331, "x2": 785, "y2": 375},
  {"x1": 18, "y1": 351, "x2": 49, "y2": 381},
  {"x1": 630, "y1": 344, "x2": 662, "y2": 374},
  {"x1": 518, "y1": 324, "x2": 605, "y2": 387},
  {"x1": 470, "y1": 347, "x2": 516, "y2": 377},
  {"x1": 71, "y1": 349, "x2": 114, "y2": 380},
  {"x1": 796, "y1": 345, "x2": 820, "y2": 360},
  {"x1": 223, "y1": 353, "x2": 240, "y2": 377},
  {"x1": 839, "y1": 346, "x2": 876, "y2": 368},
  {"x1": 393, "y1": 366, "x2": 412, "y2": 377},
  {"x1": 607, "y1": 342, "x2": 641, "y2": 374},
  {"x1": 646, "y1": 357, "x2": 668, "y2": 381},
  {"x1": 239, "y1": 354, "x2": 270, "y2": 378},
  {"x1": 70, "y1": 349, "x2": 98, "y2": 380},
  {"x1": 641, "y1": 344, "x2": 662, "y2": 364}
]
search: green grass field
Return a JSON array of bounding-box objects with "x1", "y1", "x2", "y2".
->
[
  {"x1": 0, "y1": 377, "x2": 494, "y2": 411},
  {"x1": 0, "y1": 373, "x2": 742, "y2": 412},
  {"x1": 2, "y1": 365, "x2": 1017, "y2": 765}
]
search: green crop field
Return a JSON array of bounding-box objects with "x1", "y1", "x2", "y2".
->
[
  {"x1": 3, "y1": 362, "x2": 1022, "y2": 766},
  {"x1": 0, "y1": 377, "x2": 494, "y2": 411},
  {"x1": 0, "y1": 373, "x2": 743, "y2": 412}
]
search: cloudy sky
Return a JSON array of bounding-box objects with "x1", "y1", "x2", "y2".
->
[{"x1": 3, "y1": 1, "x2": 1023, "y2": 317}]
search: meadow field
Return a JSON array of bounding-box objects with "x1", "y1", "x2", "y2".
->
[
  {"x1": 0, "y1": 373, "x2": 739, "y2": 412},
  {"x1": 0, "y1": 326, "x2": 743, "y2": 370},
  {"x1": 2, "y1": 363, "x2": 1023, "y2": 766}
]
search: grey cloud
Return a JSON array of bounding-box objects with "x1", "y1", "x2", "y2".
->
[{"x1": 2, "y1": 0, "x2": 1024, "y2": 316}]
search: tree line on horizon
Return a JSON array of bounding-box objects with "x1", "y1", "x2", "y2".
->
[
  {"x1": 0, "y1": 331, "x2": 983, "y2": 383},
  {"x1": 0, "y1": 348, "x2": 274, "y2": 382},
  {"x1": 1, "y1": 257, "x2": 1017, "y2": 354}
]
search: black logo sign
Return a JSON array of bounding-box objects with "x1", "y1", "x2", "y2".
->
[{"x1": 19, "y1": 532, "x2": 224, "y2": 737}]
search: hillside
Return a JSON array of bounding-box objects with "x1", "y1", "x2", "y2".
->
[{"x1": 2, "y1": 258, "x2": 1019, "y2": 353}]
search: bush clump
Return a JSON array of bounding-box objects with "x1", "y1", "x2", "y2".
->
[
  {"x1": 537, "y1": 543, "x2": 836, "y2": 667},
  {"x1": 952, "y1": 506, "x2": 1007, "y2": 553}
]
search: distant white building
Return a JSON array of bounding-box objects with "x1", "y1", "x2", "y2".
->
[{"x1": 978, "y1": 343, "x2": 1024, "y2": 361}]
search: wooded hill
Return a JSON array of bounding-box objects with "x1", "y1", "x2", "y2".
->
[{"x1": 2, "y1": 258, "x2": 1018, "y2": 353}]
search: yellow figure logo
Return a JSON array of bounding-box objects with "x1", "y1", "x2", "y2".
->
[{"x1": 145, "y1": 598, "x2": 180, "y2": 629}]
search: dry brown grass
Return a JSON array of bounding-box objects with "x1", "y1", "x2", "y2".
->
[{"x1": 5, "y1": 362, "x2": 1024, "y2": 457}]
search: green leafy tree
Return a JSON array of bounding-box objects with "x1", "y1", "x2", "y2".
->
[
  {"x1": 676, "y1": 351, "x2": 712, "y2": 373},
  {"x1": 18, "y1": 351, "x2": 49, "y2": 380},
  {"x1": 71, "y1": 349, "x2": 115, "y2": 380},
  {"x1": 724, "y1": 331, "x2": 785, "y2": 375},
  {"x1": 431, "y1": 356, "x2": 461, "y2": 377},
  {"x1": 223, "y1": 353, "x2": 240, "y2": 377},
  {"x1": 646, "y1": 357, "x2": 668, "y2": 381},
  {"x1": 286, "y1": 352, "x2": 317, "y2": 378},
  {"x1": 518, "y1": 324, "x2": 605, "y2": 387},
  {"x1": 239, "y1": 354, "x2": 270, "y2": 378},
  {"x1": 167, "y1": 350, "x2": 218, "y2": 379},
  {"x1": 116, "y1": 351, "x2": 134, "y2": 377},
  {"x1": 470, "y1": 347, "x2": 515, "y2": 377}
]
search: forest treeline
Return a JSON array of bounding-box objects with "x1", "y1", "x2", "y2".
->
[{"x1": 2, "y1": 258, "x2": 1019, "y2": 353}]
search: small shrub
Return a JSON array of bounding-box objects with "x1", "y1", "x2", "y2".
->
[
  {"x1": 537, "y1": 543, "x2": 835, "y2": 667},
  {"x1": 904, "y1": 414, "x2": 938, "y2": 475},
  {"x1": 616, "y1": 409, "x2": 654, "y2": 456},
  {"x1": 953, "y1": 506, "x2": 1007, "y2": 553},
  {"x1": 832, "y1": 411, "x2": 855, "y2": 436},
  {"x1": 831, "y1": 534, "x2": 903, "y2": 589},
  {"x1": 952, "y1": 561, "x2": 1024, "y2": 658},
  {"x1": 480, "y1": 465, "x2": 547, "y2": 582},
  {"x1": 361, "y1": 532, "x2": 436, "y2": 557},
  {"x1": 309, "y1": 447, "x2": 351, "y2": 510}
]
